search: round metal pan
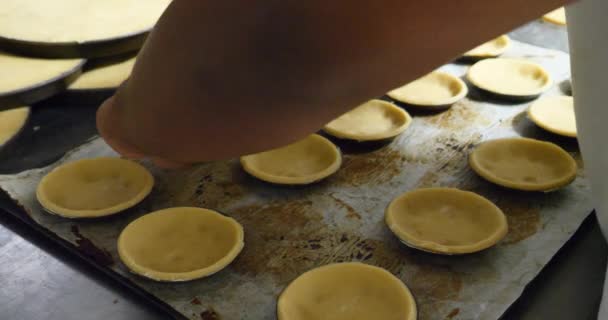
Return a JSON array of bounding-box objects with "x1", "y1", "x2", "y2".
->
[
  {"x1": 0, "y1": 30, "x2": 148, "y2": 59},
  {"x1": 0, "y1": 60, "x2": 85, "y2": 111}
]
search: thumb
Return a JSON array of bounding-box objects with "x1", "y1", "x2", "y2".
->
[
  {"x1": 97, "y1": 95, "x2": 190, "y2": 169},
  {"x1": 96, "y1": 95, "x2": 144, "y2": 159}
]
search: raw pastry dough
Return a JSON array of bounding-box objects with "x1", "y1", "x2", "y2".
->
[
  {"x1": 467, "y1": 58, "x2": 552, "y2": 98},
  {"x1": 241, "y1": 134, "x2": 342, "y2": 185},
  {"x1": 464, "y1": 35, "x2": 511, "y2": 58},
  {"x1": 469, "y1": 138, "x2": 577, "y2": 191},
  {"x1": 324, "y1": 100, "x2": 412, "y2": 141},
  {"x1": 385, "y1": 188, "x2": 507, "y2": 254},
  {"x1": 528, "y1": 96, "x2": 576, "y2": 137},
  {"x1": 543, "y1": 7, "x2": 567, "y2": 25},
  {"x1": 388, "y1": 71, "x2": 468, "y2": 109},
  {"x1": 0, "y1": 107, "x2": 30, "y2": 146},
  {"x1": 0, "y1": 51, "x2": 82, "y2": 95},
  {"x1": 70, "y1": 56, "x2": 135, "y2": 90},
  {"x1": 118, "y1": 207, "x2": 244, "y2": 282},
  {"x1": 277, "y1": 262, "x2": 416, "y2": 320},
  {"x1": 36, "y1": 157, "x2": 154, "y2": 218},
  {"x1": 0, "y1": 0, "x2": 171, "y2": 43}
]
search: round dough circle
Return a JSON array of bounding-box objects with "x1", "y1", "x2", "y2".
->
[
  {"x1": 277, "y1": 262, "x2": 416, "y2": 320},
  {"x1": 528, "y1": 96, "x2": 576, "y2": 137},
  {"x1": 543, "y1": 7, "x2": 567, "y2": 25},
  {"x1": 118, "y1": 207, "x2": 244, "y2": 282},
  {"x1": 385, "y1": 188, "x2": 508, "y2": 255},
  {"x1": 70, "y1": 56, "x2": 136, "y2": 90},
  {"x1": 467, "y1": 58, "x2": 552, "y2": 98},
  {"x1": 36, "y1": 157, "x2": 154, "y2": 218},
  {"x1": 0, "y1": 107, "x2": 30, "y2": 147},
  {"x1": 323, "y1": 100, "x2": 412, "y2": 141},
  {"x1": 388, "y1": 71, "x2": 468, "y2": 109},
  {"x1": 0, "y1": 0, "x2": 171, "y2": 44},
  {"x1": 241, "y1": 134, "x2": 342, "y2": 185},
  {"x1": 0, "y1": 51, "x2": 83, "y2": 98},
  {"x1": 464, "y1": 35, "x2": 511, "y2": 58},
  {"x1": 469, "y1": 138, "x2": 577, "y2": 191}
]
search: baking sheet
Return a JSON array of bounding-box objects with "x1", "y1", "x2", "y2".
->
[{"x1": 0, "y1": 41, "x2": 592, "y2": 320}]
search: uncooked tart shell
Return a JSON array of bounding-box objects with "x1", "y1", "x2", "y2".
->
[
  {"x1": 0, "y1": 51, "x2": 83, "y2": 95},
  {"x1": 543, "y1": 7, "x2": 567, "y2": 25},
  {"x1": 388, "y1": 71, "x2": 468, "y2": 109},
  {"x1": 0, "y1": 0, "x2": 171, "y2": 44},
  {"x1": 118, "y1": 207, "x2": 244, "y2": 282},
  {"x1": 36, "y1": 157, "x2": 154, "y2": 218},
  {"x1": 464, "y1": 35, "x2": 511, "y2": 58},
  {"x1": 528, "y1": 96, "x2": 576, "y2": 137},
  {"x1": 0, "y1": 107, "x2": 30, "y2": 146},
  {"x1": 469, "y1": 138, "x2": 577, "y2": 191},
  {"x1": 241, "y1": 134, "x2": 342, "y2": 185},
  {"x1": 277, "y1": 262, "x2": 416, "y2": 320},
  {"x1": 385, "y1": 188, "x2": 508, "y2": 255},
  {"x1": 70, "y1": 56, "x2": 136, "y2": 90},
  {"x1": 324, "y1": 100, "x2": 412, "y2": 141},
  {"x1": 467, "y1": 58, "x2": 552, "y2": 98}
]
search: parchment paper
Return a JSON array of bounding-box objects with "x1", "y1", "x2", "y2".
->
[{"x1": 0, "y1": 41, "x2": 592, "y2": 320}]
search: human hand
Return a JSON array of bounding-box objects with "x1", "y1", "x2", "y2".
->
[{"x1": 97, "y1": 93, "x2": 188, "y2": 168}]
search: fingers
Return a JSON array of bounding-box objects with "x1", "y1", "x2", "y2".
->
[
  {"x1": 97, "y1": 95, "x2": 145, "y2": 159},
  {"x1": 97, "y1": 95, "x2": 190, "y2": 169}
]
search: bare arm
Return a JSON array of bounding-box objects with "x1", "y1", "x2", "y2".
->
[{"x1": 98, "y1": 0, "x2": 569, "y2": 164}]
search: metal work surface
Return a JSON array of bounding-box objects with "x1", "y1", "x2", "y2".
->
[
  {"x1": 0, "y1": 41, "x2": 595, "y2": 319},
  {"x1": 0, "y1": 102, "x2": 166, "y2": 320},
  {"x1": 0, "y1": 20, "x2": 605, "y2": 320}
]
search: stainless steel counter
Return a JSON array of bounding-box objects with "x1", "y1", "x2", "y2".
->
[
  {"x1": 0, "y1": 20, "x2": 605, "y2": 320},
  {"x1": 0, "y1": 102, "x2": 166, "y2": 320}
]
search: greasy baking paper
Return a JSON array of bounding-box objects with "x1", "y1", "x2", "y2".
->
[{"x1": 0, "y1": 41, "x2": 591, "y2": 320}]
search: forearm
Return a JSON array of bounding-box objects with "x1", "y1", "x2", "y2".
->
[{"x1": 105, "y1": 0, "x2": 570, "y2": 162}]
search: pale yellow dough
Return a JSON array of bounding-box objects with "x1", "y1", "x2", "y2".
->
[
  {"x1": 277, "y1": 262, "x2": 416, "y2": 320},
  {"x1": 385, "y1": 188, "x2": 507, "y2": 255},
  {"x1": 0, "y1": 0, "x2": 171, "y2": 43},
  {"x1": 241, "y1": 134, "x2": 342, "y2": 185},
  {"x1": 467, "y1": 58, "x2": 552, "y2": 98},
  {"x1": 388, "y1": 71, "x2": 468, "y2": 108},
  {"x1": 469, "y1": 138, "x2": 577, "y2": 191},
  {"x1": 528, "y1": 96, "x2": 576, "y2": 137},
  {"x1": 324, "y1": 100, "x2": 412, "y2": 141},
  {"x1": 0, "y1": 107, "x2": 30, "y2": 146},
  {"x1": 0, "y1": 51, "x2": 82, "y2": 95},
  {"x1": 464, "y1": 35, "x2": 511, "y2": 58},
  {"x1": 118, "y1": 207, "x2": 244, "y2": 282},
  {"x1": 543, "y1": 7, "x2": 567, "y2": 25},
  {"x1": 36, "y1": 157, "x2": 154, "y2": 218},
  {"x1": 70, "y1": 56, "x2": 136, "y2": 90}
]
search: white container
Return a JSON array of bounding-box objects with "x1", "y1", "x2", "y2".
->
[{"x1": 567, "y1": 1, "x2": 608, "y2": 318}]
